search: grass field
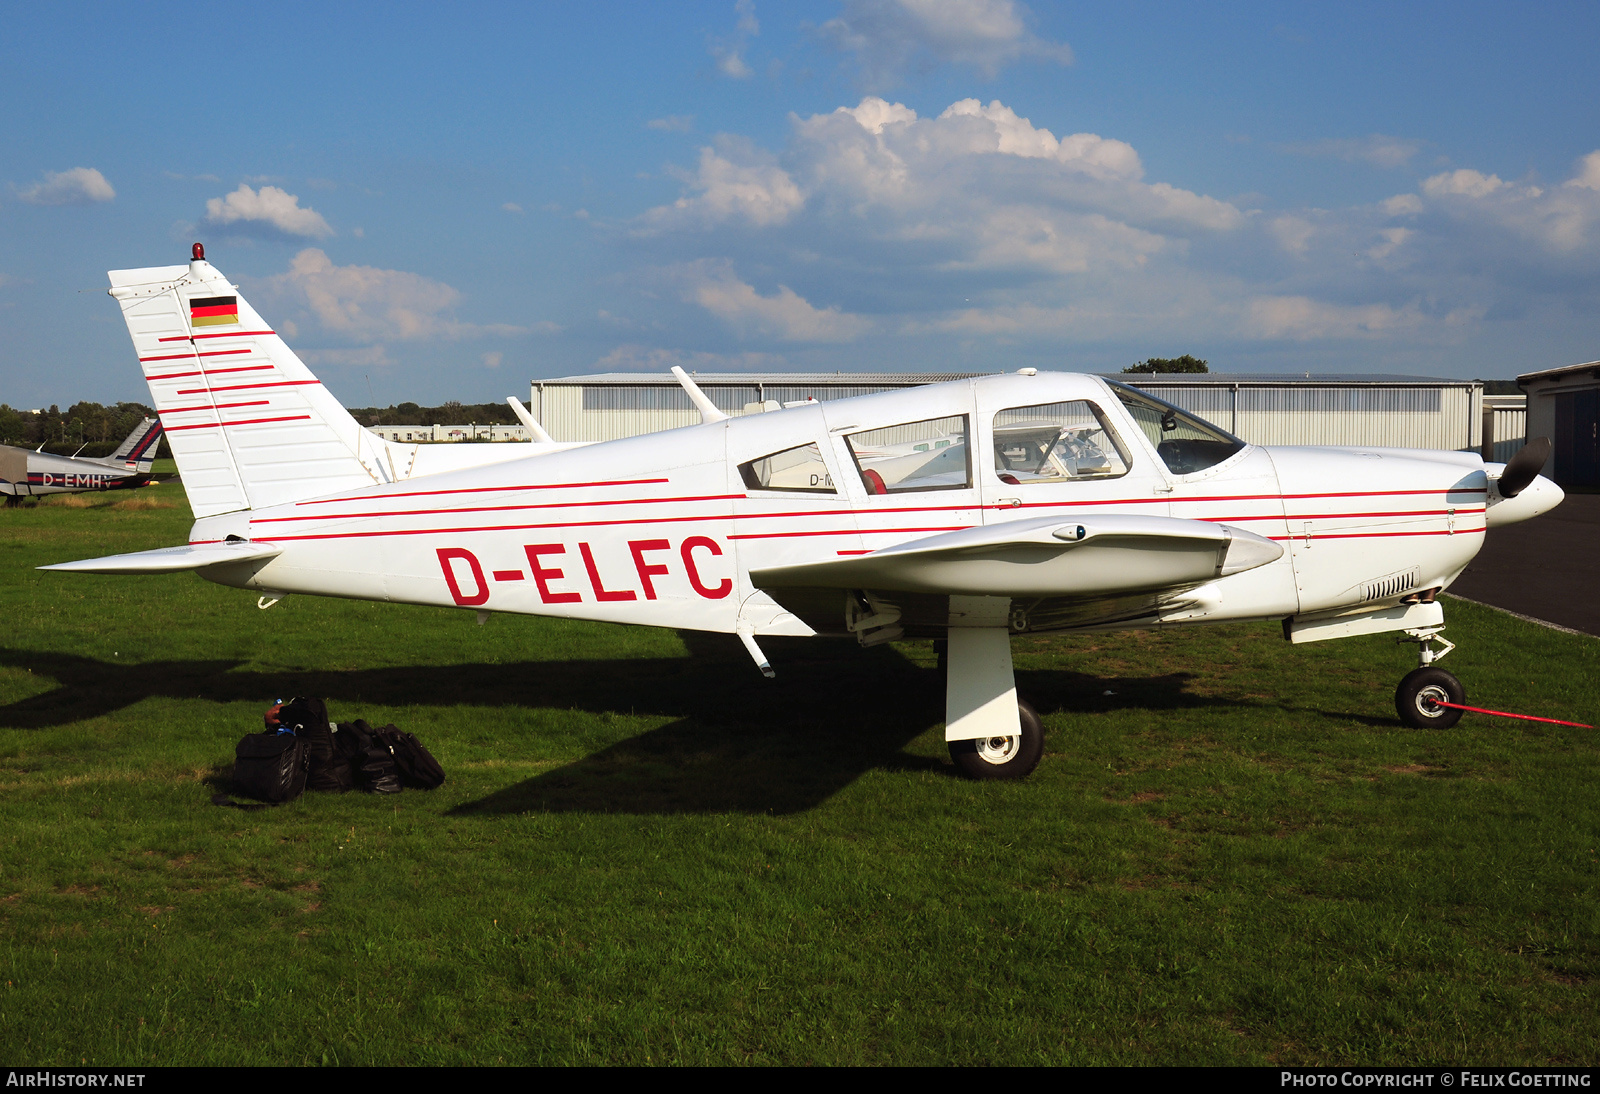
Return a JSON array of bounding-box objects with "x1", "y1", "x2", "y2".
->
[{"x1": 2, "y1": 487, "x2": 1597, "y2": 1065}]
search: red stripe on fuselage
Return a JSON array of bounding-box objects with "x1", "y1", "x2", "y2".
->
[
  {"x1": 293, "y1": 478, "x2": 672, "y2": 506},
  {"x1": 249, "y1": 493, "x2": 749, "y2": 524}
]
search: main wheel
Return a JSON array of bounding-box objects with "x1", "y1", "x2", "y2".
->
[
  {"x1": 1395, "y1": 667, "x2": 1466, "y2": 729},
  {"x1": 949, "y1": 698, "x2": 1044, "y2": 780}
]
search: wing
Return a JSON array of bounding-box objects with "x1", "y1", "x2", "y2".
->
[{"x1": 750, "y1": 514, "x2": 1284, "y2": 636}]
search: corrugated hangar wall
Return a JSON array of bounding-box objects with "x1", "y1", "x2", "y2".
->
[{"x1": 530, "y1": 372, "x2": 1490, "y2": 450}]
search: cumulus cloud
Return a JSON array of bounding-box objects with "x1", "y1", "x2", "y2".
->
[
  {"x1": 1417, "y1": 153, "x2": 1600, "y2": 254},
  {"x1": 821, "y1": 0, "x2": 1072, "y2": 85},
  {"x1": 18, "y1": 167, "x2": 115, "y2": 205},
  {"x1": 262, "y1": 249, "x2": 527, "y2": 342},
  {"x1": 626, "y1": 97, "x2": 1600, "y2": 359},
  {"x1": 682, "y1": 262, "x2": 871, "y2": 342},
  {"x1": 204, "y1": 184, "x2": 334, "y2": 239},
  {"x1": 642, "y1": 141, "x2": 805, "y2": 229},
  {"x1": 1283, "y1": 135, "x2": 1423, "y2": 169}
]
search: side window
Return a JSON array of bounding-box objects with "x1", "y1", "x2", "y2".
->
[
  {"x1": 1109, "y1": 383, "x2": 1246, "y2": 475},
  {"x1": 992, "y1": 401, "x2": 1131, "y2": 484},
  {"x1": 846, "y1": 415, "x2": 971, "y2": 494},
  {"x1": 739, "y1": 442, "x2": 836, "y2": 493}
]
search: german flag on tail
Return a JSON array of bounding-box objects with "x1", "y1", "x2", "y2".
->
[{"x1": 190, "y1": 295, "x2": 238, "y2": 328}]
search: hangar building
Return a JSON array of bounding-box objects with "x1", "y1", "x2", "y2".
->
[
  {"x1": 528, "y1": 371, "x2": 1505, "y2": 454},
  {"x1": 1518, "y1": 359, "x2": 1599, "y2": 487}
]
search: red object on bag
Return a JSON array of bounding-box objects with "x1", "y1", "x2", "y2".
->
[{"x1": 263, "y1": 701, "x2": 285, "y2": 730}]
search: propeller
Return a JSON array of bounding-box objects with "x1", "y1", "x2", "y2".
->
[{"x1": 1495, "y1": 437, "x2": 1552, "y2": 499}]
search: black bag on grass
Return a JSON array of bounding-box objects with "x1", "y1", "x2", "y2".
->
[
  {"x1": 374, "y1": 725, "x2": 445, "y2": 790},
  {"x1": 233, "y1": 732, "x2": 309, "y2": 803},
  {"x1": 345, "y1": 718, "x2": 403, "y2": 795},
  {"x1": 278, "y1": 696, "x2": 353, "y2": 793}
]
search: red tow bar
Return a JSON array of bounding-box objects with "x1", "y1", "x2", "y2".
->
[{"x1": 1428, "y1": 700, "x2": 1592, "y2": 729}]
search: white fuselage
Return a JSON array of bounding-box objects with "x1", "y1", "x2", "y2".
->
[{"x1": 189, "y1": 372, "x2": 1502, "y2": 639}]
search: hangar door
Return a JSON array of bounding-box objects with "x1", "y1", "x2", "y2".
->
[{"x1": 1554, "y1": 389, "x2": 1599, "y2": 488}]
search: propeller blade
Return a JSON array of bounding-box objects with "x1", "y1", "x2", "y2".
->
[{"x1": 1496, "y1": 437, "x2": 1551, "y2": 498}]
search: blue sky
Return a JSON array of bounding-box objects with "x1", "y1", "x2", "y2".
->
[{"x1": 3, "y1": 1, "x2": 1598, "y2": 409}]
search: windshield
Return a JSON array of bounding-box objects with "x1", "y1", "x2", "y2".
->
[{"x1": 1108, "y1": 382, "x2": 1246, "y2": 475}]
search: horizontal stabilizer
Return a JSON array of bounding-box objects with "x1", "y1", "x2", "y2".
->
[
  {"x1": 39, "y1": 539, "x2": 282, "y2": 575},
  {"x1": 751, "y1": 514, "x2": 1283, "y2": 598}
]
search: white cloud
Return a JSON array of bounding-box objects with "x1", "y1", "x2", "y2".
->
[
  {"x1": 822, "y1": 0, "x2": 1071, "y2": 85},
  {"x1": 502, "y1": 203, "x2": 524, "y2": 214},
  {"x1": 1422, "y1": 169, "x2": 1508, "y2": 200},
  {"x1": 1382, "y1": 194, "x2": 1423, "y2": 216},
  {"x1": 1418, "y1": 154, "x2": 1600, "y2": 254},
  {"x1": 1366, "y1": 226, "x2": 1413, "y2": 262},
  {"x1": 1270, "y1": 215, "x2": 1316, "y2": 256},
  {"x1": 262, "y1": 249, "x2": 527, "y2": 342},
  {"x1": 204, "y1": 184, "x2": 333, "y2": 238},
  {"x1": 1569, "y1": 151, "x2": 1600, "y2": 191},
  {"x1": 710, "y1": 0, "x2": 759, "y2": 79},
  {"x1": 18, "y1": 167, "x2": 115, "y2": 205},
  {"x1": 1242, "y1": 296, "x2": 1427, "y2": 340},
  {"x1": 643, "y1": 142, "x2": 805, "y2": 229},
  {"x1": 482, "y1": 351, "x2": 503, "y2": 369},
  {"x1": 626, "y1": 98, "x2": 1600, "y2": 359},
  {"x1": 1283, "y1": 135, "x2": 1422, "y2": 169},
  {"x1": 648, "y1": 115, "x2": 695, "y2": 132},
  {"x1": 683, "y1": 262, "x2": 871, "y2": 342}
]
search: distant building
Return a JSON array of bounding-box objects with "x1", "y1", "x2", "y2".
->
[
  {"x1": 367, "y1": 423, "x2": 530, "y2": 443},
  {"x1": 530, "y1": 370, "x2": 1494, "y2": 452},
  {"x1": 1519, "y1": 359, "x2": 1599, "y2": 487}
]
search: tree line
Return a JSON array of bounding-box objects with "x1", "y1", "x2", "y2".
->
[{"x1": 0, "y1": 401, "x2": 170, "y2": 459}]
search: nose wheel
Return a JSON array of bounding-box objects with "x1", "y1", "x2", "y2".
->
[
  {"x1": 1394, "y1": 624, "x2": 1464, "y2": 729},
  {"x1": 1395, "y1": 667, "x2": 1465, "y2": 729}
]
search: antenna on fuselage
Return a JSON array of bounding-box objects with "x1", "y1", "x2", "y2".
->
[
  {"x1": 505, "y1": 397, "x2": 555, "y2": 444},
  {"x1": 670, "y1": 366, "x2": 729, "y2": 424}
]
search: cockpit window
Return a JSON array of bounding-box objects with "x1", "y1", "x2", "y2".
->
[
  {"x1": 1108, "y1": 383, "x2": 1246, "y2": 475},
  {"x1": 846, "y1": 415, "x2": 971, "y2": 494},
  {"x1": 739, "y1": 442, "x2": 836, "y2": 493},
  {"x1": 992, "y1": 401, "x2": 1130, "y2": 484}
]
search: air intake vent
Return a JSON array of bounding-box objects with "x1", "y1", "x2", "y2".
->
[{"x1": 1363, "y1": 568, "x2": 1419, "y2": 603}]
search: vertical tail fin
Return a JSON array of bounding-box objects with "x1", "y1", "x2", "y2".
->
[
  {"x1": 108, "y1": 247, "x2": 394, "y2": 517},
  {"x1": 97, "y1": 418, "x2": 163, "y2": 473}
]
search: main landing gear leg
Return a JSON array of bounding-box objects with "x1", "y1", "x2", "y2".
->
[
  {"x1": 944, "y1": 627, "x2": 1043, "y2": 779},
  {"x1": 1394, "y1": 625, "x2": 1465, "y2": 729}
]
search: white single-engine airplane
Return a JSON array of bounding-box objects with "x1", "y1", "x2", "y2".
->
[
  {"x1": 43, "y1": 246, "x2": 1566, "y2": 778},
  {"x1": 2, "y1": 417, "x2": 163, "y2": 504}
]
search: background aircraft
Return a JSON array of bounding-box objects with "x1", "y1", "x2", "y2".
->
[
  {"x1": 1, "y1": 417, "x2": 163, "y2": 504},
  {"x1": 43, "y1": 249, "x2": 1565, "y2": 778}
]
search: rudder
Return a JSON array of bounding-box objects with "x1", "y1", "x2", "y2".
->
[{"x1": 108, "y1": 245, "x2": 393, "y2": 517}]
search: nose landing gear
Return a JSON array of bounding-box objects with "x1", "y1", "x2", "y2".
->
[{"x1": 1395, "y1": 625, "x2": 1464, "y2": 729}]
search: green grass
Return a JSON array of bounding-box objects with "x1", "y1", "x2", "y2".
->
[{"x1": 1, "y1": 496, "x2": 1597, "y2": 1065}]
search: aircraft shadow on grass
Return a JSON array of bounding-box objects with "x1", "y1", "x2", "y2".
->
[{"x1": 0, "y1": 637, "x2": 1248, "y2": 815}]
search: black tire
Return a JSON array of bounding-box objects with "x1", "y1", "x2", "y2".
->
[
  {"x1": 949, "y1": 698, "x2": 1044, "y2": 780},
  {"x1": 1395, "y1": 667, "x2": 1465, "y2": 729}
]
